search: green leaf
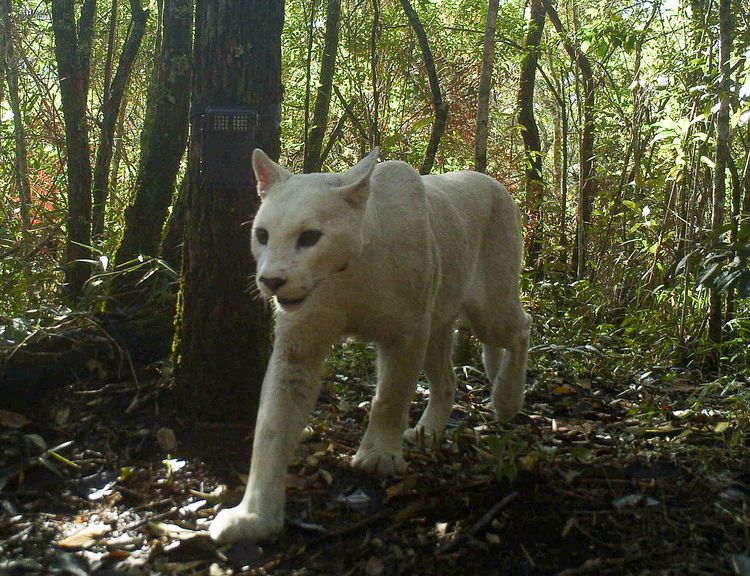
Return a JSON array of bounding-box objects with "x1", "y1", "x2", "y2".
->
[
  {"x1": 597, "y1": 39, "x2": 608, "y2": 58},
  {"x1": 410, "y1": 117, "x2": 432, "y2": 133},
  {"x1": 699, "y1": 155, "x2": 715, "y2": 169}
]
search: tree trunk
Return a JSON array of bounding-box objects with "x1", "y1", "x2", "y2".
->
[
  {"x1": 455, "y1": 0, "x2": 500, "y2": 367},
  {"x1": 0, "y1": 0, "x2": 31, "y2": 238},
  {"x1": 517, "y1": 0, "x2": 546, "y2": 272},
  {"x1": 474, "y1": 0, "x2": 498, "y2": 174},
  {"x1": 303, "y1": 0, "x2": 341, "y2": 173},
  {"x1": 725, "y1": 155, "x2": 741, "y2": 323},
  {"x1": 160, "y1": 175, "x2": 188, "y2": 272},
  {"x1": 110, "y1": 0, "x2": 192, "y2": 307},
  {"x1": 549, "y1": 55, "x2": 569, "y2": 269},
  {"x1": 708, "y1": 0, "x2": 731, "y2": 353},
  {"x1": 743, "y1": 126, "x2": 750, "y2": 217},
  {"x1": 173, "y1": 0, "x2": 282, "y2": 430},
  {"x1": 302, "y1": 0, "x2": 316, "y2": 155},
  {"x1": 541, "y1": 0, "x2": 595, "y2": 279},
  {"x1": 51, "y1": 0, "x2": 97, "y2": 300},
  {"x1": 369, "y1": 0, "x2": 380, "y2": 147},
  {"x1": 399, "y1": 0, "x2": 447, "y2": 174},
  {"x1": 103, "y1": 0, "x2": 119, "y2": 103},
  {"x1": 109, "y1": 93, "x2": 129, "y2": 202},
  {"x1": 92, "y1": 0, "x2": 149, "y2": 241}
]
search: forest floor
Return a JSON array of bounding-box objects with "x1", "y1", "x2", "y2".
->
[{"x1": 1, "y1": 342, "x2": 749, "y2": 576}]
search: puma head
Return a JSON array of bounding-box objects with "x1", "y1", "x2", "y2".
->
[{"x1": 250, "y1": 148, "x2": 379, "y2": 310}]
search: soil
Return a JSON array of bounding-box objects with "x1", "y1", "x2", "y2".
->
[{"x1": 1, "y1": 352, "x2": 749, "y2": 576}]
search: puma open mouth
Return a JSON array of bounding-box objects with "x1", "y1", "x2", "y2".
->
[
  {"x1": 277, "y1": 296, "x2": 306, "y2": 306},
  {"x1": 276, "y1": 295, "x2": 306, "y2": 308},
  {"x1": 274, "y1": 281, "x2": 321, "y2": 309}
]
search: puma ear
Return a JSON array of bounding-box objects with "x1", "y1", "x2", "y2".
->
[
  {"x1": 337, "y1": 148, "x2": 379, "y2": 209},
  {"x1": 252, "y1": 148, "x2": 291, "y2": 199}
]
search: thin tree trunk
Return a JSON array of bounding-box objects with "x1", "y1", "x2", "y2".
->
[
  {"x1": 743, "y1": 126, "x2": 750, "y2": 217},
  {"x1": 474, "y1": 0, "x2": 499, "y2": 174},
  {"x1": 541, "y1": 0, "x2": 595, "y2": 279},
  {"x1": 109, "y1": 92, "x2": 129, "y2": 202},
  {"x1": 708, "y1": 0, "x2": 731, "y2": 353},
  {"x1": 0, "y1": 2, "x2": 4, "y2": 105},
  {"x1": 457, "y1": 0, "x2": 499, "y2": 366},
  {"x1": 92, "y1": 0, "x2": 149, "y2": 241},
  {"x1": 0, "y1": 0, "x2": 31, "y2": 238},
  {"x1": 550, "y1": 56, "x2": 569, "y2": 268},
  {"x1": 173, "y1": 0, "x2": 282, "y2": 429},
  {"x1": 552, "y1": 86, "x2": 568, "y2": 268},
  {"x1": 303, "y1": 0, "x2": 341, "y2": 173},
  {"x1": 103, "y1": 0, "x2": 119, "y2": 100},
  {"x1": 725, "y1": 155, "x2": 741, "y2": 323},
  {"x1": 110, "y1": 0, "x2": 192, "y2": 307},
  {"x1": 370, "y1": 0, "x2": 380, "y2": 147},
  {"x1": 51, "y1": 0, "x2": 97, "y2": 300},
  {"x1": 517, "y1": 0, "x2": 546, "y2": 272},
  {"x1": 399, "y1": 0, "x2": 447, "y2": 174},
  {"x1": 320, "y1": 113, "x2": 346, "y2": 168},
  {"x1": 303, "y1": 0, "x2": 316, "y2": 153}
]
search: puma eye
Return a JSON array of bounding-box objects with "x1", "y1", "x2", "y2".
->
[
  {"x1": 297, "y1": 229, "x2": 323, "y2": 248},
  {"x1": 255, "y1": 228, "x2": 269, "y2": 245}
]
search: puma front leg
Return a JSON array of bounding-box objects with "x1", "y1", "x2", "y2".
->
[
  {"x1": 209, "y1": 339, "x2": 327, "y2": 543},
  {"x1": 352, "y1": 333, "x2": 428, "y2": 475}
]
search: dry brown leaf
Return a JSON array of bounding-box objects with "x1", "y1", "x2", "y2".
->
[
  {"x1": 57, "y1": 524, "x2": 112, "y2": 549},
  {"x1": 552, "y1": 384, "x2": 576, "y2": 395},
  {"x1": 0, "y1": 409, "x2": 31, "y2": 429}
]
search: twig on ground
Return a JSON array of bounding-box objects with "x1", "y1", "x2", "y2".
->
[
  {"x1": 436, "y1": 490, "x2": 518, "y2": 555},
  {"x1": 118, "y1": 507, "x2": 178, "y2": 532},
  {"x1": 557, "y1": 557, "x2": 625, "y2": 576}
]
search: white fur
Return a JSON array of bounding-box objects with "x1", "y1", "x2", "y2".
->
[{"x1": 209, "y1": 149, "x2": 531, "y2": 544}]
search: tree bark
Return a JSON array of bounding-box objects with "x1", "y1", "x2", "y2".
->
[
  {"x1": 173, "y1": 0, "x2": 282, "y2": 429},
  {"x1": 303, "y1": 0, "x2": 341, "y2": 173},
  {"x1": 541, "y1": 0, "x2": 595, "y2": 279},
  {"x1": 0, "y1": 0, "x2": 31, "y2": 238},
  {"x1": 399, "y1": 0, "x2": 447, "y2": 174},
  {"x1": 457, "y1": 0, "x2": 500, "y2": 367},
  {"x1": 51, "y1": 0, "x2": 97, "y2": 301},
  {"x1": 109, "y1": 93, "x2": 129, "y2": 201},
  {"x1": 369, "y1": 0, "x2": 380, "y2": 147},
  {"x1": 708, "y1": 0, "x2": 731, "y2": 352},
  {"x1": 474, "y1": 0, "x2": 499, "y2": 174},
  {"x1": 302, "y1": 0, "x2": 316, "y2": 155},
  {"x1": 548, "y1": 54, "x2": 569, "y2": 268},
  {"x1": 743, "y1": 126, "x2": 750, "y2": 217},
  {"x1": 110, "y1": 0, "x2": 192, "y2": 307},
  {"x1": 92, "y1": 0, "x2": 149, "y2": 241},
  {"x1": 160, "y1": 175, "x2": 188, "y2": 272},
  {"x1": 517, "y1": 0, "x2": 546, "y2": 272},
  {"x1": 103, "y1": 0, "x2": 119, "y2": 102}
]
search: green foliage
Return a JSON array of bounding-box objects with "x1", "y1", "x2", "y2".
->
[{"x1": 0, "y1": 0, "x2": 748, "y2": 378}]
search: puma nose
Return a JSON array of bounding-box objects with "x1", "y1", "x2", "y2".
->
[{"x1": 259, "y1": 276, "x2": 287, "y2": 292}]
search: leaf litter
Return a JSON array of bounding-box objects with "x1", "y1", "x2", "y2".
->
[{"x1": 0, "y1": 352, "x2": 748, "y2": 575}]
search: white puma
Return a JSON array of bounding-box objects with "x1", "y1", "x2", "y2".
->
[{"x1": 209, "y1": 149, "x2": 531, "y2": 544}]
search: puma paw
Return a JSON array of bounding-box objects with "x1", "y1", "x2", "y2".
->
[
  {"x1": 209, "y1": 507, "x2": 283, "y2": 544},
  {"x1": 351, "y1": 447, "x2": 407, "y2": 475}
]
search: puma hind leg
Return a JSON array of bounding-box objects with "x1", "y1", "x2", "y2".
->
[
  {"x1": 470, "y1": 304, "x2": 531, "y2": 421},
  {"x1": 404, "y1": 326, "x2": 457, "y2": 444}
]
